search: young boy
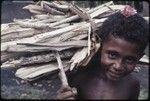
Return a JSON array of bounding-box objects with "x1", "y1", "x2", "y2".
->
[{"x1": 56, "y1": 5, "x2": 149, "y2": 100}]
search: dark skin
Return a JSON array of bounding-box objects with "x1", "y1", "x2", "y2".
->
[{"x1": 56, "y1": 35, "x2": 143, "y2": 100}]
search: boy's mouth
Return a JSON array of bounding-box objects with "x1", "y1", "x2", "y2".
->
[{"x1": 106, "y1": 71, "x2": 122, "y2": 80}]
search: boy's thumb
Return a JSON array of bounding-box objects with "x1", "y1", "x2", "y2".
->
[{"x1": 71, "y1": 87, "x2": 77, "y2": 95}]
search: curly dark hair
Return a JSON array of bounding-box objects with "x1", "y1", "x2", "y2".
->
[{"x1": 96, "y1": 11, "x2": 149, "y2": 53}]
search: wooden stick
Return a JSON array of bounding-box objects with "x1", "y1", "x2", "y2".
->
[
  {"x1": 1, "y1": 24, "x2": 21, "y2": 36},
  {"x1": 34, "y1": 14, "x2": 51, "y2": 20},
  {"x1": 23, "y1": 4, "x2": 44, "y2": 11},
  {"x1": 52, "y1": 2, "x2": 69, "y2": 12},
  {"x1": 35, "y1": 15, "x2": 68, "y2": 23},
  {"x1": 14, "y1": 19, "x2": 49, "y2": 29},
  {"x1": 6, "y1": 44, "x2": 76, "y2": 52},
  {"x1": 1, "y1": 28, "x2": 36, "y2": 42},
  {"x1": 1, "y1": 50, "x2": 75, "y2": 69},
  {"x1": 70, "y1": 47, "x2": 88, "y2": 71},
  {"x1": 15, "y1": 61, "x2": 70, "y2": 81},
  {"x1": 55, "y1": 51, "x2": 69, "y2": 86},
  {"x1": 69, "y1": 3, "x2": 90, "y2": 21},
  {"x1": 17, "y1": 40, "x2": 88, "y2": 47},
  {"x1": 41, "y1": 1, "x2": 69, "y2": 12},
  {"x1": 43, "y1": 3, "x2": 65, "y2": 15},
  {"x1": 38, "y1": 28, "x2": 87, "y2": 43},
  {"x1": 71, "y1": 34, "x2": 88, "y2": 40},
  {"x1": 87, "y1": 25, "x2": 91, "y2": 56},
  {"x1": 15, "y1": 63, "x2": 59, "y2": 81},
  {"x1": 1, "y1": 52, "x2": 27, "y2": 63}
]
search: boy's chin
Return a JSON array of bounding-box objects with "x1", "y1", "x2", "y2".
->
[{"x1": 106, "y1": 72, "x2": 122, "y2": 81}]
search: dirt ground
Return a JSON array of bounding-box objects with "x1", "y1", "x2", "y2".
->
[{"x1": 1, "y1": 63, "x2": 149, "y2": 100}]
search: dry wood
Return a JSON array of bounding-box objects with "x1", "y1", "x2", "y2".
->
[
  {"x1": 1, "y1": 28, "x2": 36, "y2": 42},
  {"x1": 6, "y1": 45, "x2": 72, "y2": 52},
  {"x1": 34, "y1": 14, "x2": 51, "y2": 20},
  {"x1": 1, "y1": 24, "x2": 22, "y2": 36},
  {"x1": 1, "y1": 24, "x2": 56, "y2": 43},
  {"x1": 38, "y1": 26, "x2": 88, "y2": 43},
  {"x1": 69, "y1": 3, "x2": 91, "y2": 21},
  {"x1": 17, "y1": 40, "x2": 88, "y2": 47},
  {"x1": 14, "y1": 19, "x2": 49, "y2": 29},
  {"x1": 71, "y1": 34, "x2": 88, "y2": 40},
  {"x1": 23, "y1": 4, "x2": 46, "y2": 14},
  {"x1": 35, "y1": 15, "x2": 68, "y2": 23},
  {"x1": 53, "y1": 23, "x2": 70, "y2": 28},
  {"x1": 15, "y1": 61, "x2": 70, "y2": 81},
  {"x1": 55, "y1": 0, "x2": 69, "y2": 5},
  {"x1": 51, "y1": 2, "x2": 69, "y2": 12},
  {"x1": 22, "y1": 18, "x2": 41, "y2": 23},
  {"x1": 41, "y1": 1, "x2": 69, "y2": 12},
  {"x1": 43, "y1": 3, "x2": 65, "y2": 15},
  {"x1": 36, "y1": 18, "x2": 57, "y2": 23},
  {"x1": 88, "y1": 25, "x2": 92, "y2": 56},
  {"x1": 1, "y1": 24, "x2": 9, "y2": 31},
  {"x1": 7, "y1": 40, "x2": 87, "y2": 53},
  {"x1": 1, "y1": 50, "x2": 75, "y2": 69},
  {"x1": 1, "y1": 52, "x2": 28, "y2": 63},
  {"x1": 1, "y1": 18, "x2": 106, "y2": 52},
  {"x1": 46, "y1": 1, "x2": 113, "y2": 27},
  {"x1": 70, "y1": 47, "x2": 88, "y2": 71},
  {"x1": 28, "y1": 9, "x2": 45, "y2": 14},
  {"x1": 70, "y1": 33, "x2": 101, "y2": 71},
  {"x1": 79, "y1": 41, "x2": 101, "y2": 67},
  {"x1": 55, "y1": 51, "x2": 69, "y2": 86},
  {"x1": 1, "y1": 21, "x2": 88, "y2": 51}
]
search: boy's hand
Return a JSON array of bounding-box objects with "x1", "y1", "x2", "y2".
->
[{"x1": 56, "y1": 85, "x2": 77, "y2": 100}]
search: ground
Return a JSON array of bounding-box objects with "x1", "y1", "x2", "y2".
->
[{"x1": 1, "y1": 63, "x2": 149, "y2": 100}]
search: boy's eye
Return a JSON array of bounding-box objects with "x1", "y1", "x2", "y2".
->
[
  {"x1": 107, "y1": 51, "x2": 119, "y2": 59},
  {"x1": 125, "y1": 57, "x2": 137, "y2": 64}
]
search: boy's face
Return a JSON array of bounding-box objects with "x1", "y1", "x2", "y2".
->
[{"x1": 100, "y1": 35, "x2": 143, "y2": 81}]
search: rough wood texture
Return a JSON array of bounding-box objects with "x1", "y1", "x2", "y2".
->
[
  {"x1": 15, "y1": 61, "x2": 70, "y2": 81},
  {"x1": 1, "y1": 50, "x2": 75, "y2": 69},
  {"x1": 55, "y1": 51, "x2": 69, "y2": 86}
]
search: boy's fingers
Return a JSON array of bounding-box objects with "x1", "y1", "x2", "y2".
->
[
  {"x1": 56, "y1": 91, "x2": 75, "y2": 99},
  {"x1": 71, "y1": 87, "x2": 77, "y2": 95},
  {"x1": 58, "y1": 86, "x2": 72, "y2": 93},
  {"x1": 66, "y1": 97, "x2": 76, "y2": 100}
]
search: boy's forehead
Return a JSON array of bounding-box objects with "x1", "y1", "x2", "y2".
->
[{"x1": 103, "y1": 35, "x2": 140, "y2": 54}]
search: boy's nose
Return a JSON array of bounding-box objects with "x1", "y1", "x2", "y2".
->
[{"x1": 113, "y1": 60, "x2": 124, "y2": 72}]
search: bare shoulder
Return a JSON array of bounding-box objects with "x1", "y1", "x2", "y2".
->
[
  {"x1": 125, "y1": 74, "x2": 140, "y2": 87},
  {"x1": 124, "y1": 74, "x2": 140, "y2": 99}
]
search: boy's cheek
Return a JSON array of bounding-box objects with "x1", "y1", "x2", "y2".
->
[
  {"x1": 100, "y1": 57, "x2": 111, "y2": 69},
  {"x1": 123, "y1": 65, "x2": 136, "y2": 75}
]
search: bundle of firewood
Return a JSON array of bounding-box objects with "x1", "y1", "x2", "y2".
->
[{"x1": 1, "y1": 1, "x2": 130, "y2": 84}]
